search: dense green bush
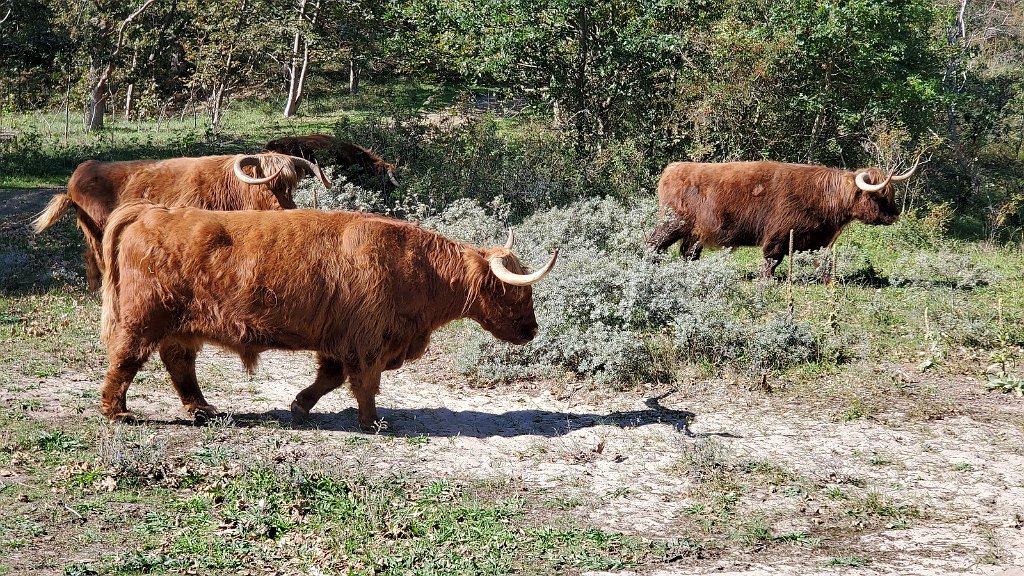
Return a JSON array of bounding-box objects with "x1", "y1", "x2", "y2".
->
[{"x1": 329, "y1": 112, "x2": 657, "y2": 220}]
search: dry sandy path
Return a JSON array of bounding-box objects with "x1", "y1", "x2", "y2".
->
[{"x1": 21, "y1": 344, "x2": 1021, "y2": 576}]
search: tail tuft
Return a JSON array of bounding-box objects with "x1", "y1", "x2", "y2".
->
[{"x1": 33, "y1": 194, "x2": 75, "y2": 233}]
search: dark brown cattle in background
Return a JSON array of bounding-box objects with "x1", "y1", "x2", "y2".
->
[
  {"x1": 647, "y1": 157, "x2": 921, "y2": 278},
  {"x1": 32, "y1": 153, "x2": 330, "y2": 289},
  {"x1": 99, "y1": 201, "x2": 558, "y2": 429},
  {"x1": 263, "y1": 133, "x2": 399, "y2": 195}
]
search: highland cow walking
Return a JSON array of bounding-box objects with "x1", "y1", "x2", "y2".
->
[
  {"x1": 647, "y1": 157, "x2": 921, "y2": 277},
  {"x1": 99, "y1": 202, "x2": 557, "y2": 429}
]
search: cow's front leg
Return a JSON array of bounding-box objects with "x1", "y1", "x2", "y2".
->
[
  {"x1": 290, "y1": 356, "x2": 345, "y2": 419},
  {"x1": 685, "y1": 240, "x2": 704, "y2": 261},
  {"x1": 348, "y1": 370, "x2": 383, "y2": 431},
  {"x1": 159, "y1": 339, "x2": 218, "y2": 419}
]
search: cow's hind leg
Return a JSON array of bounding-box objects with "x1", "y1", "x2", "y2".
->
[
  {"x1": 349, "y1": 370, "x2": 383, "y2": 431},
  {"x1": 291, "y1": 356, "x2": 346, "y2": 420},
  {"x1": 101, "y1": 332, "x2": 155, "y2": 422},
  {"x1": 159, "y1": 339, "x2": 219, "y2": 420}
]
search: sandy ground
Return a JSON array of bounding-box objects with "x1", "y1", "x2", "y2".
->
[{"x1": 11, "y1": 344, "x2": 1022, "y2": 576}]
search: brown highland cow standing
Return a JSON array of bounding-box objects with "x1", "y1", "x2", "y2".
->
[{"x1": 263, "y1": 134, "x2": 399, "y2": 195}]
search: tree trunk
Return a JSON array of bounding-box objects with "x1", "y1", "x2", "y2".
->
[
  {"x1": 83, "y1": 0, "x2": 157, "y2": 132},
  {"x1": 86, "y1": 61, "x2": 112, "y2": 131},
  {"x1": 124, "y1": 84, "x2": 134, "y2": 120},
  {"x1": 283, "y1": 0, "x2": 318, "y2": 118},
  {"x1": 283, "y1": 40, "x2": 310, "y2": 117},
  {"x1": 572, "y1": 5, "x2": 590, "y2": 153},
  {"x1": 944, "y1": 0, "x2": 976, "y2": 205},
  {"x1": 124, "y1": 50, "x2": 138, "y2": 119},
  {"x1": 349, "y1": 57, "x2": 359, "y2": 94}
]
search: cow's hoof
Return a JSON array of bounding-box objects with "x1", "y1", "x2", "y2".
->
[
  {"x1": 185, "y1": 404, "x2": 222, "y2": 426},
  {"x1": 290, "y1": 401, "x2": 311, "y2": 422},
  {"x1": 108, "y1": 412, "x2": 137, "y2": 424},
  {"x1": 190, "y1": 409, "x2": 220, "y2": 426}
]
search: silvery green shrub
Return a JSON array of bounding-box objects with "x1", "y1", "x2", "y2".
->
[
  {"x1": 435, "y1": 197, "x2": 822, "y2": 386},
  {"x1": 747, "y1": 314, "x2": 819, "y2": 372},
  {"x1": 786, "y1": 246, "x2": 882, "y2": 285},
  {"x1": 888, "y1": 251, "x2": 997, "y2": 289}
]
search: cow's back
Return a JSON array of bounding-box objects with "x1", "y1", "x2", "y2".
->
[
  {"x1": 68, "y1": 159, "x2": 157, "y2": 231},
  {"x1": 657, "y1": 161, "x2": 840, "y2": 247},
  {"x1": 119, "y1": 155, "x2": 293, "y2": 211}
]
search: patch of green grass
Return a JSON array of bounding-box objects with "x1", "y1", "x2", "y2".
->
[
  {"x1": 824, "y1": 555, "x2": 870, "y2": 567},
  {"x1": 741, "y1": 460, "x2": 796, "y2": 486},
  {"x1": 74, "y1": 467, "x2": 660, "y2": 575},
  {"x1": 405, "y1": 434, "x2": 431, "y2": 446},
  {"x1": 191, "y1": 446, "x2": 236, "y2": 467},
  {"x1": 845, "y1": 491, "x2": 921, "y2": 529},
  {"x1": 37, "y1": 431, "x2": 86, "y2": 453}
]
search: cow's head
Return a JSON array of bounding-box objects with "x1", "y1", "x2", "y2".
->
[
  {"x1": 233, "y1": 153, "x2": 333, "y2": 207},
  {"x1": 380, "y1": 161, "x2": 400, "y2": 196},
  {"x1": 851, "y1": 155, "x2": 921, "y2": 225},
  {"x1": 468, "y1": 230, "x2": 558, "y2": 345}
]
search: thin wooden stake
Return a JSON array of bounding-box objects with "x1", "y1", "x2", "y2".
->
[{"x1": 787, "y1": 229, "x2": 794, "y2": 316}]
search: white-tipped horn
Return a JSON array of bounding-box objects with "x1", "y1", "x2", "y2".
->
[
  {"x1": 387, "y1": 169, "x2": 399, "y2": 187},
  {"x1": 890, "y1": 153, "x2": 923, "y2": 182},
  {"x1": 290, "y1": 156, "x2": 333, "y2": 189},
  {"x1": 233, "y1": 155, "x2": 282, "y2": 185},
  {"x1": 854, "y1": 170, "x2": 893, "y2": 193},
  {"x1": 504, "y1": 229, "x2": 515, "y2": 250},
  {"x1": 489, "y1": 248, "x2": 559, "y2": 287}
]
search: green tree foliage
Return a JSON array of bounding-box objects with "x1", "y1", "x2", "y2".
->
[
  {"x1": 663, "y1": 0, "x2": 948, "y2": 164},
  {"x1": 3, "y1": 0, "x2": 1022, "y2": 236},
  {"x1": 0, "y1": 0, "x2": 71, "y2": 109}
]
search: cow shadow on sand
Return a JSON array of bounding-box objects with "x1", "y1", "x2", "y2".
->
[{"x1": 227, "y1": 391, "x2": 740, "y2": 439}]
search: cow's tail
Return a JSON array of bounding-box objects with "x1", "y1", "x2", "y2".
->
[
  {"x1": 32, "y1": 193, "x2": 75, "y2": 233},
  {"x1": 100, "y1": 201, "x2": 150, "y2": 344}
]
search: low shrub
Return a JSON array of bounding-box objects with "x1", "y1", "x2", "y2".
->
[
  {"x1": 746, "y1": 314, "x2": 819, "y2": 373},
  {"x1": 888, "y1": 252, "x2": 998, "y2": 289}
]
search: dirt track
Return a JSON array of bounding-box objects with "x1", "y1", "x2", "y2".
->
[{"x1": 8, "y1": 343, "x2": 1020, "y2": 575}]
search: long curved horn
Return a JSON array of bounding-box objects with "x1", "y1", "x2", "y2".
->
[
  {"x1": 854, "y1": 170, "x2": 893, "y2": 193},
  {"x1": 387, "y1": 169, "x2": 399, "y2": 187},
  {"x1": 504, "y1": 229, "x2": 515, "y2": 250},
  {"x1": 289, "y1": 156, "x2": 333, "y2": 189},
  {"x1": 890, "y1": 152, "x2": 923, "y2": 182},
  {"x1": 233, "y1": 156, "x2": 282, "y2": 185},
  {"x1": 489, "y1": 249, "x2": 559, "y2": 287}
]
